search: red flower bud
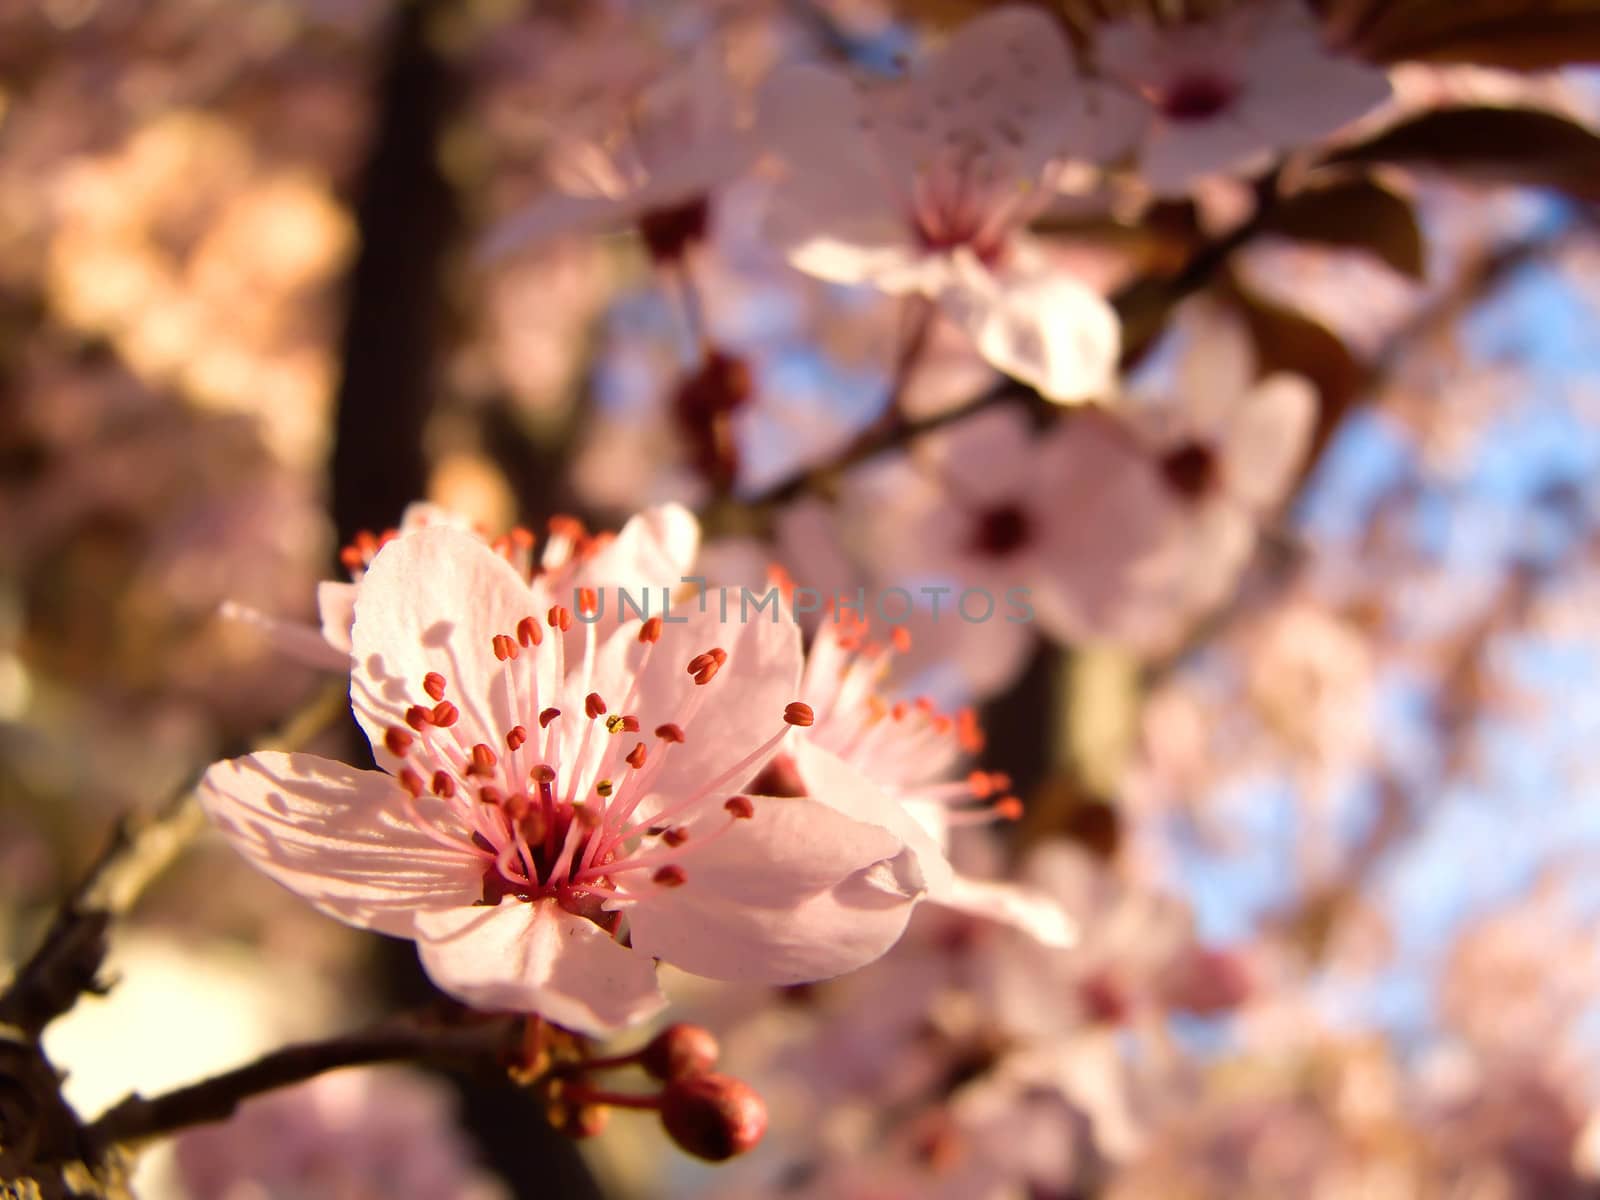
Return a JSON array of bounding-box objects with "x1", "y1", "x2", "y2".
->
[
  {"x1": 659, "y1": 1073, "x2": 767, "y2": 1162},
  {"x1": 640, "y1": 1023, "x2": 720, "y2": 1082}
]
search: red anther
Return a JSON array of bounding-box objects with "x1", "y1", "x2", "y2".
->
[
  {"x1": 724, "y1": 795, "x2": 755, "y2": 820},
  {"x1": 516, "y1": 615, "x2": 543, "y2": 647},
  {"x1": 339, "y1": 545, "x2": 365, "y2": 571},
  {"x1": 431, "y1": 771, "x2": 456, "y2": 798},
  {"x1": 405, "y1": 705, "x2": 432, "y2": 731},
  {"x1": 931, "y1": 715, "x2": 954, "y2": 736},
  {"x1": 619, "y1": 715, "x2": 640, "y2": 733},
  {"x1": 783, "y1": 702, "x2": 815, "y2": 728},
  {"x1": 641, "y1": 1024, "x2": 720, "y2": 1082},
  {"x1": 988, "y1": 772, "x2": 1013, "y2": 791},
  {"x1": 539, "y1": 707, "x2": 561, "y2": 728},
  {"x1": 398, "y1": 768, "x2": 425, "y2": 798},
  {"x1": 967, "y1": 770, "x2": 995, "y2": 798},
  {"x1": 662, "y1": 827, "x2": 690, "y2": 847},
  {"x1": 993, "y1": 796, "x2": 1024, "y2": 821},
  {"x1": 656, "y1": 723, "x2": 686, "y2": 744},
  {"x1": 548, "y1": 605, "x2": 573, "y2": 632},
  {"x1": 479, "y1": 785, "x2": 505, "y2": 807},
  {"x1": 652, "y1": 865, "x2": 688, "y2": 887},
  {"x1": 686, "y1": 653, "x2": 716, "y2": 678},
  {"x1": 957, "y1": 708, "x2": 985, "y2": 754},
  {"x1": 432, "y1": 701, "x2": 460, "y2": 727},
  {"x1": 491, "y1": 534, "x2": 511, "y2": 558},
  {"x1": 891, "y1": 626, "x2": 913, "y2": 652},
  {"x1": 469, "y1": 744, "x2": 498, "y2": 776},
  {"x1": 626, "y1": 743, "x2": 647, "y2": 770},
  {"x1": 493, "y1": 634, "x2": 518, "y2": 662},
  {"x1": 659, "y1": 1073, "x2": 767, "y2": 1163},
  {"x1": 639, "y1": 616, "x2": 663, "y2": 644},
  {"x1": 914, "y1": 696, "x2": 935, "y2": 714},
  {"x1": 423, "y1": 672, "x2": 447, "y2": 701},
  {"x1": 384, "y1": 726, "x2": 414, "y2": 756},
  {"x1": 354, "y1": 531, "x2": 378, "y2": 555},
  {"x1": 891, "y1": 701, "x2": 909, "y2": 721},
  {"x1": 578, "y1": 587, "x2": 599, "y2": 616},
  {"x1": 506, "y1": 725, "x2": 528, "y2": 751},
  {"x1": 509, "y1": 526, "x2": 535, "y2": 549},
  {"x1": 531, "y1": 764, "x2": 557, "y2": 785},
  {"x1": 867, "y1": 695, "x2": 888, "y2": 721},
  {"x1": 585, "y1": 692, "x2": 608, "y2": 719},
  {"x1": 708, "y1": 647, "x2": 727, "y2": 665}
]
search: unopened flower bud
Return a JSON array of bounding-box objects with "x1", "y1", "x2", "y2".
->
[
  {"x1": 640, "y1": 1023, "x2": 720, "y2": 1081},
  {"x1": 659, "y1": 1073, "x2": 767, "y2": 1162}
]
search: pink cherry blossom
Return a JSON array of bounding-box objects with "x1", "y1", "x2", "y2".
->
[
  {"x1": 1093, "y1": 0, "x2": 1392, "y2": 194},
  {"x1": 787, "y1": 612, "x2": 1075, "y2": 947},
  {"x1": 761, "y1": 8, "x2": 1123, "y2": 402},
  {"x1": 844, "y1": 403, "x2": 1177, "y2": 656},
  {"x1": 480, "y1": 47, "x2": 752, "y2": 263},
  {"x1": 200, "y1": 527, "x2": 926, "y2": 1036},
  {"x1": 1097, "y1": 300, "x2": 1318, "y2": 653}
]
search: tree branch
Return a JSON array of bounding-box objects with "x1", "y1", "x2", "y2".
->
[{"x1": 87, "y1": 1014, "x2": 519, "y2": 1148}]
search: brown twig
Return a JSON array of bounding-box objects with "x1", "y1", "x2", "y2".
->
[{"x1": 88, "y1": 1014, "x2": 519, "y2": 1148}]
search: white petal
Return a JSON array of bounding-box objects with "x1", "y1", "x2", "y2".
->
[
  {"x1": 623, "y1": 790, "x2": 922, "y2": 985},
  {"x1": 791, "y1": 740, "x2": 956, "y2": 897},
  {"x1": 599, "y1": 602, "x2": 803, "y2": 808},
  {"x1": 940, "y1": 255, "x2": 1121, "y2": 403},
  {"x1": 1223, "y1": 372, "x2": 1317, "y2": 511},
  {"x1": 219, "y1": 601, "x2": 350, "y2": 672},
  {"x1": 349, "y1": 528, "x2": 550, "y2": 770},
  {"x1": 932, "y1": 875, "x2": 1077, "y2": 949},
  {"x1": 894, "y1": 6, "x2": 1079, "y2": 185},
  {"x1": 198, "y1": 752, "x2": 480, "y2": 938},
  {"x1": 315, "y1": 581, "x2": 358, "y2": 656},
  {"x1": 579, "y1": 502, "x2": 701, "y2": 599},
  {"x1": 1139, "y1": 115, "x2": 1271, "y2": 195},
  {"x1": 416, "y1": 900, "x2": 666, "y2": 1034}
]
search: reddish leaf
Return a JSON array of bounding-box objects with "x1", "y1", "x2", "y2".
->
[
  {"x1": 1265, "y1": 176, "x2": 1427, "y2": 279},
  {"x1": 1329, "y1": 107, "x2": 1600, "y2": 202}
]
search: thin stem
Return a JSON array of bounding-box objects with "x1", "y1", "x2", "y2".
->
[{"x1": 89, "y1": 1015, "x2": 518, "y2": 1147}]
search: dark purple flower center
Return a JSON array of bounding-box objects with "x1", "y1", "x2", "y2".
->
[
  {"x1": 638, "y1": 195, "x2": 712, "y2": 262},
  {"x1": 970, "y1": 504, "x2": 1034, "y2": 558},
  {"x1": 1160, "y1": 75, "x2": 1237, "y2": 123},
  {"x1": 1159, "y1": 440, "x2": 1220, "y2": 502}
]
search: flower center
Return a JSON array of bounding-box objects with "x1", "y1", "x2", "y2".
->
[
  {"x1": 381, "y1": 611, "x2": 809, "y2": 921},
  {"x1": 969, "y1": 503, "x2": 1034, "y2": 558},
  {"x1": 1158, "y1": 439, "x2": 1220, "y2": 502},
  {"x1": 1159, "y1": 74, "x2": 1238, "y2": 123},
  {"x1": 637, "y1": 195, "x2": 711, "y2": 262}
]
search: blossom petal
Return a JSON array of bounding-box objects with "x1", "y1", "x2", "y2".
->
[
  {"x1": 350, "y1": 528, "x2": 551, "y2": 770},
  {"x1": 219, "y1": 601, "x2": 351, "y2": 673},
  {"x1": 940, "y1": 254, "x2": 1120, "y2": 404},
  {"x1": 933, "y1": 875, "x2": 1077, "y2": 949},
  {"x1": 578, "y1": 502, "x2": 701, "y2": 602},
  {"x1": 316, "y1": 581, "x2": 358, "y2": 656},
  {"x1": 1224, "y1": 373, "x2": 1317, "y2": 512},
  {"x1": 791, "y1": 741, "x2": 956, "y2": 898},
  {"x1": 198, "y1": 751, "x2": 480, "y2": 938},
  {"x1": 415, "y1": 900, "x2": 666, "y2": 1035},
  {"x1": 623, "y1": 790, "x2": 924, "y2": 984},
  {"x1": 600, "y1": 602, "x2": 803, "y2": 807}
]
